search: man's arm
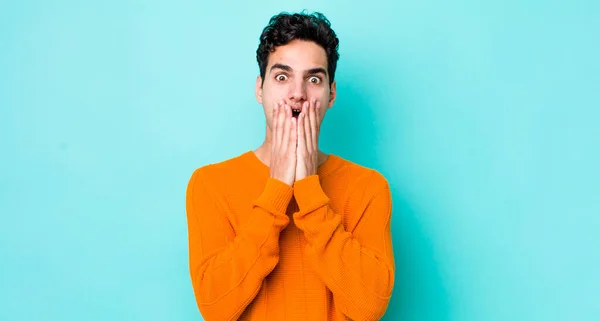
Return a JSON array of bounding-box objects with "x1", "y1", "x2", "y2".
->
[
  {"x1": 293, "y1": 172, "x2": 395, "y2": 321},
  {"x1": 186, "y1": 169, "x2": 292, "y2": 321}
]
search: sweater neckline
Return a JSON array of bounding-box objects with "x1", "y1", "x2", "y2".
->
[{"x1": 245, "y1": 150, "x2": 339, "y2": 178}]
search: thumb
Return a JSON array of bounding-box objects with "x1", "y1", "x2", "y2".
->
[{"x1": 292, "y1": 118, "x2": 299, "y2": 146}]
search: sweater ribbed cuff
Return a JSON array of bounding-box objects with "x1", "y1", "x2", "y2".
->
[
  {"x1": 293, "y1": 175, "x2": 329, "y2": 214},
  {"x1": 254, "y1": 178, "x2": 294, "y2": 215}
]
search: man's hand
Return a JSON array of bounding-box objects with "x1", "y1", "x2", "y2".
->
[
  {"x1": 295, "y1": 98, "x2": 321, "y2": 182},
  {"x1": 270, "y1": 101, "x2": 297, "y2": 186}
]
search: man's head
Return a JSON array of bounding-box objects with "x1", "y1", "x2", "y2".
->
[{"x1": 255, "y1": 12, "x2": 339, "y2": 131}]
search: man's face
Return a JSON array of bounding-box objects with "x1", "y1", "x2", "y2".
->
[{"x1": 255, "y1": 39, "x2": 336, "y2": 133}]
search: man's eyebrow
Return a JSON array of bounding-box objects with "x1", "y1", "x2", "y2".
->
[
  {"x1": 269, "y1": 64, "x2": 327, "y2": 77},
  {"x1": 305, "y1": 67, "x2": 327, "y2": 76},
  {"x1": 270, "y1": 63, "x2": 292, "y2": 73}
]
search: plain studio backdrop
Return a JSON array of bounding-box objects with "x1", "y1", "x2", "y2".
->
[{"x1": 1, "y1": 1, "x2": 598, "y2": 320}]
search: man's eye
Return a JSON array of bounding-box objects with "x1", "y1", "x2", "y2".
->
[
  {"x1": 308, "y1": 76, "x2": 322, "y2": 84},
  {"x1": 276, "y1": 74, "x2": 288, "y2": 81}
]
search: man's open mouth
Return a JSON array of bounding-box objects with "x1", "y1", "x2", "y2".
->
[{"x1": 292, "y1": 109, "x2": 301, "y2": 118}]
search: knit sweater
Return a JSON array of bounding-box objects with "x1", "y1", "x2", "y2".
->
[{"x1": 185, "y1": 150, "x2": 395, "y2": 321}]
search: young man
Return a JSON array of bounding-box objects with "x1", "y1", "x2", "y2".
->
[{"x1": 186, "y1": 12, "x2": 395, "y2": 321}]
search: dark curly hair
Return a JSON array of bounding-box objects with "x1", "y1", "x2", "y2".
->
[{"x1": 256, "y1": 11, "x2": 340, "y2": 86}]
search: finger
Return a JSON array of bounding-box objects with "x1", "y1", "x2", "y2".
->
[
  {"x1": 302, "y1": 101, "x2": 311, "y2": 153},
  {"x1": 276, "y1": 100, "x2": 286, "y2": 151},
  {"x1": 291, "y1": 112, "x2": 297, "y2": 152},
  {"x1": 272, "y1": 101, "x2": 280, "y2": 151},
  {"x1": 281, "y1": 104, "x2": 291, "y2": 153},
  {"x1": 309, "y1": 98, "x2": 317, "y2": 148},
  {"x1": 297, "y1": 102, "x2": 306, "y2": 155},
  {"x1": 313, "y1": 100, "x2": 321, "y2": 146}
]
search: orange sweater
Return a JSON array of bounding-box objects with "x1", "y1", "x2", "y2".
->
[{"x1": 185, "y1": 151, "x2": 395, "y2": 321}]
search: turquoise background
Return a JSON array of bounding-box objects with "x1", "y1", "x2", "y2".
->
[{"x1": 1, "y1": 1, "x2": 598, "y2": 320}]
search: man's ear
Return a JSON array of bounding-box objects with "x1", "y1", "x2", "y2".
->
[
  {"x1": 255, "y1": 76, "x2": 263, "y2": 104},
  {"x1": 328, "y1": 81, "x2": 337, "y2": 108}
]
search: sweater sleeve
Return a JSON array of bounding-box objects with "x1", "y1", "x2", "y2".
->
[
  {"x1": 186, "y1": 169, "x2": 293, "y2": 321},
  {"x1": 292, "y1": 173, "x2": 395, "y2": 321}
]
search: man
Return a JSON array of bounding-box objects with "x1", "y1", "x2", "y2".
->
[{"x1": 186, "y1": 11, "x2": 395, "y2": 321}]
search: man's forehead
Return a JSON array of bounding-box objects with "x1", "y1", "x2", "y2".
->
[{"x1": 267, "y1": 40, "x2": 328, "y2": 73}]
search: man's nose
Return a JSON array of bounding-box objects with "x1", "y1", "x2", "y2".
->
[{"x1": 288, "y1": 79, "x2": 306, "y2": 102}]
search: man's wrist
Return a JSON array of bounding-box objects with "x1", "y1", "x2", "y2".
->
[
  {"x1": 293, "y1": 175, "x2": 329, "y2": 213},
  {"x1": 255, "y1": 178, "x2": 294, "y2": 214}
]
